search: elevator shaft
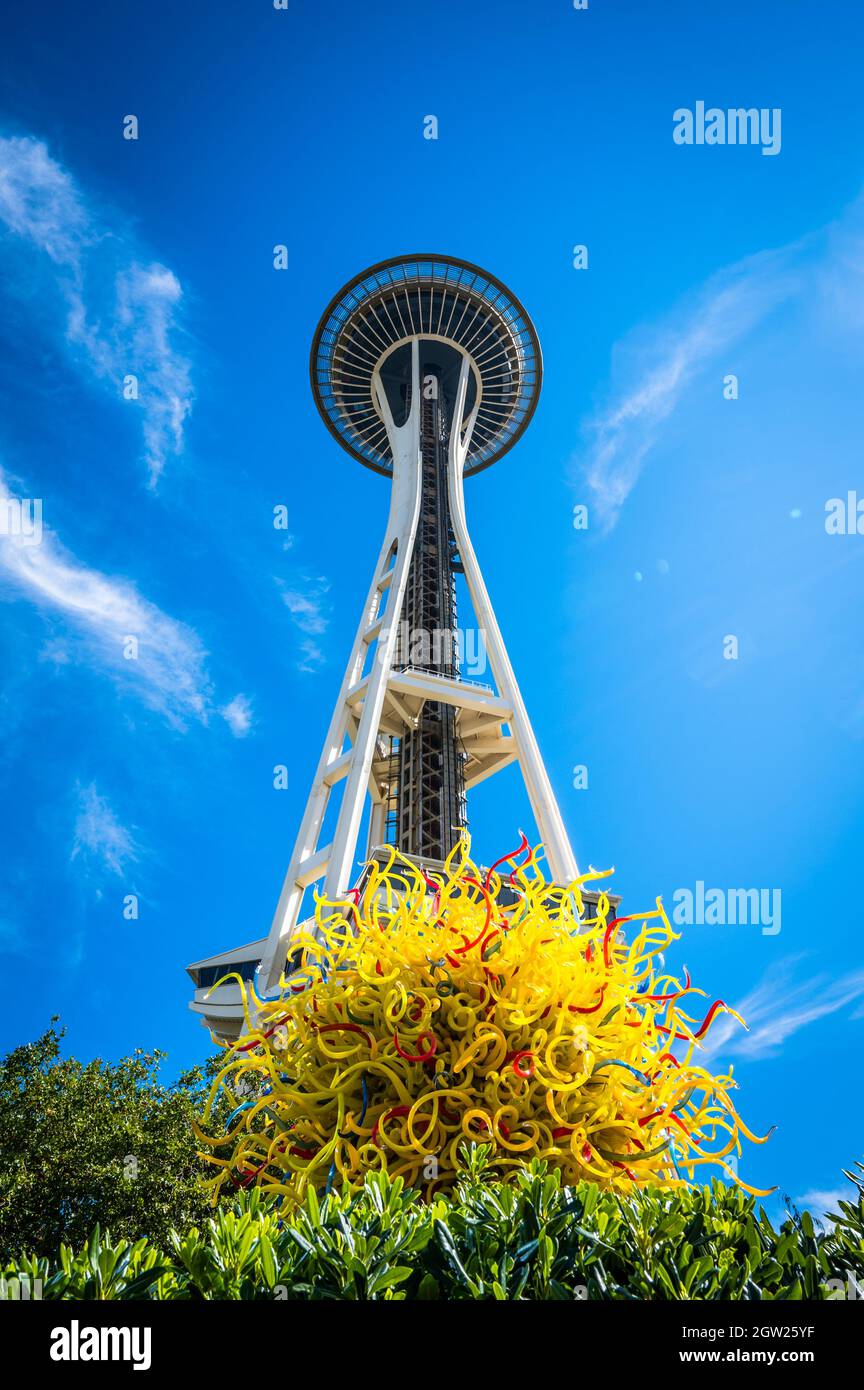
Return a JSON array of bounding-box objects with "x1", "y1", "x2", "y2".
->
[{"x1": 391, "y1": 374, "x2": 466, "y2": 861}]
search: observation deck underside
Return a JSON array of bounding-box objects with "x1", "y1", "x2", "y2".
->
[{"x1": 311, "y1": 255, "x2": 542, "y2": 476}]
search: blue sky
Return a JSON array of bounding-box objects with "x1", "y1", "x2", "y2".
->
[{"x1": 1, "y1": 0, "x2": 862, "y2": 1214}]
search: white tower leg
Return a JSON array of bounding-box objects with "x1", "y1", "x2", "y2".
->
[
  {"x1": 446, "y1": 355, "x2": 578, "y2": 885},
  {"x1": 258, "y1": 343, "x2": 424, "y2": 990}
]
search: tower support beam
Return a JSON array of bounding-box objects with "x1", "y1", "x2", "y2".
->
[{"x1": 445, "y1": 353, "x2": 578, "y2": 886}]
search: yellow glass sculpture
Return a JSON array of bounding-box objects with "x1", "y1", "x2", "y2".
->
[{"x1": 196, "y1": 837, "x2": 773, "y2": 1204}]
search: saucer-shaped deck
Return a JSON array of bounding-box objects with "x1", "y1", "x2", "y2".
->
[{"x1": 310, "y1": 254, "x2": 542, "y2": 477}]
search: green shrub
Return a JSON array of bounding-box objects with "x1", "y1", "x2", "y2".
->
[{"x1": 3, "y1": 1150, "x2": 862, "y2": 1300}]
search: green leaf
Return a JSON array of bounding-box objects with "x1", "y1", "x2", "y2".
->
[{"x1": 369, "y1": 1266, "x2": 411, "y2": 1295}]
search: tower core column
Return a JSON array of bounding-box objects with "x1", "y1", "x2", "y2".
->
[{"x1": 393, "y1": 366, "x2": 466, "y2": 862}]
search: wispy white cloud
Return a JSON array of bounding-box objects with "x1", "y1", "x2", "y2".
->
[
  {"x1": 278, "y1": 575, "x2": 331, "y2": 670},
  {"x1": 71, "y1": 782, "x2": 139, "y2": 877},
  {"x1": 793, "y1": 1189, "x2": 847, "y2": 1220},
  {"x1": 297, "y1": 637, "x2": 325, "y2": 673},
  {"x1": 221, "y1": 692, "x2": 253, "y2": 737},
  {"x1": 279, "y1": 578, "x2": 331, "y2": 634},
  {"x1": 577, "y1": 193, "x2": 864, "y2": 530},
  {"x1": 0, "y1": 133, "x2": 192, "y2": 487},
  {"x1": 580, "y1": 248, "x2": 802, "y2": 529},
  {"x1": 0, "y1": 133, "x2": 89, "y2": 263},
  {"x1": 38, "y1": 637, "x2": 71, "y2": 666},
  {"x1": 703, "y1": 955, "x2": 864, "y2": 1061},
  {"x1": 0, "y1": 465, "x2": 242, "y2": 728}
]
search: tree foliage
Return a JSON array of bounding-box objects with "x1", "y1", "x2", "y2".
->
[{"x1": 0, "y1": 1021, "x2": 220, "y2": 1259}]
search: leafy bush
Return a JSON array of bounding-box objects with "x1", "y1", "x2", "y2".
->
[
  {"x1": 3, "y1": 1150, "x2": 862, "y2": 1300},
  {"x1": 0, "y1": 1023, "x2": 223, "y2": 1259}
]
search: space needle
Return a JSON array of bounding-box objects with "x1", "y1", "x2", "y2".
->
[{"x1": 188, "y1": 256, "x2": 608, "y2": 1033}]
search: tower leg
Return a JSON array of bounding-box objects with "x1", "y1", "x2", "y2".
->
[
  {"x1": 258, "y1": 343, "x2": 423, "y2": 991},
  {"x1": 446, "y1": 357, "x2": 578, "y2": 885}
]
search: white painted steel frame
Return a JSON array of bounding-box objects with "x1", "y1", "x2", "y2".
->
[{"x1": 257, "y1": 340, "x2": 577, "y2": 992}]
